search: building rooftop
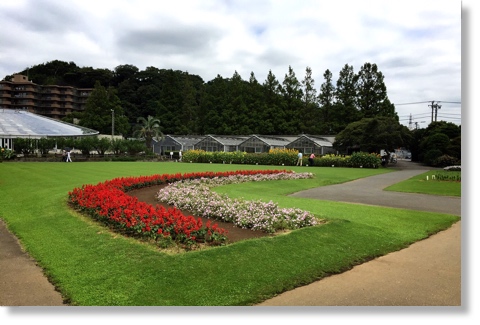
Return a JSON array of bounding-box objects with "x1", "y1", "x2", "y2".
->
[{"x1": 0, "y1": 108, "x2": 98, "y2": 138}]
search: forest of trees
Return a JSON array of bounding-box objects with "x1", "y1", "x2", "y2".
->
[
  {"x1": 5, "y1": 60, "x2": 398, "y2": 137},
  {"x1": 3, "y1": 60, "x2": 461, "y2": 166}
]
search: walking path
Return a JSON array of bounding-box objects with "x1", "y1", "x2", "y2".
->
[
  {"x1": 0, "y1": 160, "x2": 461, "y2": 306},
  {"x1": 257, "y1": 161, "x2": 462, "y2": 306},
  {"x1": 290, "y1": 168, "x2": 460, "y2": 215}
]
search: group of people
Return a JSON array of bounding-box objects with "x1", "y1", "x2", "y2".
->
[
  {"x1": 381, "y1": 150, "x2": 395, "y2": 167},
  {"x1": 381, "y1": 150, "x2": 398, "y2": 166},
  {"x1": 296, "y1": 152, "x2": 315, "y2": 166}
]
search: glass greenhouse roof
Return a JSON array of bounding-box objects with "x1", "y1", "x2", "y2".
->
[{"x1": 0, "y1": 109, "x2": 98, "y2": 138}]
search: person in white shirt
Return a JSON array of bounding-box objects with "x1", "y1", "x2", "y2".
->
[
  {"x1": 296, "y1": 152, "x2": 303, "y2": 166},
  {"x1": 66, "y1": 150, "x2": 72, "y2": 162}
]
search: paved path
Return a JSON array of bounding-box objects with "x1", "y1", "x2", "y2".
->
[
  {"x1": 257, "y1": 221, "x2": 461, "y2": 306},
  {"x1": 257, "y1": 161, "x2": 462, "y2": 306},
  {"x1": 0, "y1": 219, "x2": 64, "y2": 306},
  {"x1": 289, "y1": 169, "x2": 461, "y2": 215}
]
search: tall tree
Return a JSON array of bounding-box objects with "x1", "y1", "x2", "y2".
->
[
  {"x1": 317, "y1": 69, "x2": 336, "y2": 134},
  {"x1": 281, "y1": 65, "x2": 303, "y2": 133},
  {"x1": 18, "y1": 60, "x2": 79, "y2": 86},
  {"x1": 220, "y1": 71, "x2": 249, "y2": 134},
  {"x1": 199, "y1": 75, "x2": 227, "y2": 134},
  {"x1": 334, "y1": 64, "x2": 361, "y2": 131},
  {"x1": 116, "y1": 78, "x2": 141, "y2": 128},
  {"x1": 157, "y1": 69, "x2": 184, "y2": 134},
  {"x1": 79, "y1": 81, "x2": 130, "y2": 136},
  {"x1": 112, "y1": 64, "x2": 139, "y2": 87},
  {"x1": 263, "y1": 70, "x2": 287, "y2": 134},
  {"x1": 333, "y1": 116, "x2": 411, "y2": 154},
  {"x1": 133, "y1": 115, "x2": 164, "y2": 152},
  {"x1": 301, "y1": 66, "x2": 317, "y2": 105},
  {"x1": 412, "y1": 121, "x2": 461, "y2": 163},
  {"x1": 176, "y1": 72, "x2": 200, "y2": 134},
  {"x1": 301, "y1": 66, "x2": 319, "y2": 133},
  {"x1": 356, "y1": 63, "x2": 397, "y2": 119},
  {"x1": 76, "y1": 66, "x2": 114, "y2": 88},
  {"x1": 245, "y1": 72, "x2": 268, "y2": 134}
]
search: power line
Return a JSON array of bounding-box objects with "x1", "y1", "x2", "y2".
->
[
  {"x1": 437, "y1": 115, "x2": 462, "y2": 120},
  {"x1": 394, "y1": 100, "x2": 461, "y2": 106},
  {"x1": 395, "y1": 100, "x2": 461, "y2": 125},
  {"x1": 398, "y1": 112, "x2": 461, "y2": 118},
  {"x1": 438, "y1": 112, "x2": 462, "y2": 116},
  {"x1": 394, "y1": 101, "x2": 432, "y2": 106}
]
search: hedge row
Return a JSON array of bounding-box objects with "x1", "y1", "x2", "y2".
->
[{"x1": 182, "y1": 150, "x2": 382, "y2": 168}]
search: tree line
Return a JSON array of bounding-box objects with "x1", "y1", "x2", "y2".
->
[
  {"x1": 9, "y1": 60, "x2": 397, "y2": 136},
  {"x1": 6, "y1": 60, "x2": 461, "y2": 167}
]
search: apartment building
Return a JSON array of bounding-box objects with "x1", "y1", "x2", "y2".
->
[{"x1": 0, "y1": 74, "x2": 92, "y2": 120}]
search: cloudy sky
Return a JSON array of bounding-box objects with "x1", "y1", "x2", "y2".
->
[{"x1": 0, "y1": 0, "x2": 464, "y2": 128}]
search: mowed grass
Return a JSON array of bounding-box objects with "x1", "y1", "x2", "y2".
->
[
  {"x1": 384, "y1": 171, "x2": 461, "y2": 196},
  {"x1": 0, "y1": 162, "x2": 459, "y2": 306}
]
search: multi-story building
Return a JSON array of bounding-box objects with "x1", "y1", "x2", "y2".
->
[{"x1": 0, "y1": 74, "x2": 92, "y2": 120}]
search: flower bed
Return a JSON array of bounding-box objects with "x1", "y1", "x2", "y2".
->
[
  {"x1": 156, "y1": 172, "x2": 318, "y2": 233},
  {"x1": 68, "y1": 169, "x2": 314, "y2": 248}
]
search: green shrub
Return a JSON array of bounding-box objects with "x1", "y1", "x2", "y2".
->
[
  {"x1": 316, "y1": 154, "x2": 349, "y2": 167},
  {"x1": 434, "y1": 155, "x2": 460, "y2": 168},
  {"x1": 124, "y1": 140, "x2": 147, "y2": 156},
  {"x1": 182, "y1": 150, "x2": 381, "y2": 168},
  {"x1": 346, "y1": 152, "x2": 382, "y2": 168},
  {"x1": 1, "y1": 147, "x2": 16, "y2": 160},
  {"x1": 11, "y1": 138, "x2": 35, "y2": 156},
  {"x1": 424, "y1": 149, "x2": 443, "y2": 166}
]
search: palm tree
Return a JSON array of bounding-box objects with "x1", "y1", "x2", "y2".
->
[{"x1": 133, "y1": 115, "x2": 164, "y2": 152}]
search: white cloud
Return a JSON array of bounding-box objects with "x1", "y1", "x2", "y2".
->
[{"x1": 0, "y1": 0, "x2": 463, "y2": 127}]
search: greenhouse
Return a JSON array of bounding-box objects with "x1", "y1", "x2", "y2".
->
[
  {"x1": 194, "y1": 135, "x2": 249, "y2": 152},
  {"x1": 152, "y1": 135, "x2": 204, "y2": 155},
  {"x1": 285, "y1": 134, "x2": 335, "y2": 155},
  {"x1": 238, "y1": 135, "x2": 296, "y2": 153},
  {"x1": 0, "y1": 108, "x2": 98, "y2": 150}
]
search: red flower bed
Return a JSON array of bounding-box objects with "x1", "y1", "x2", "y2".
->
[{"x1": 68, "y1": 169, "x2": 291, "y2": 248}]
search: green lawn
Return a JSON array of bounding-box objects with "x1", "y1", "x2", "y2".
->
[
  {"x1": 384, "y1": 170, "x2": 461, "y2": 196},
  {"x1": 0, "y1": 162, "x2": 459, "y2": 306}
]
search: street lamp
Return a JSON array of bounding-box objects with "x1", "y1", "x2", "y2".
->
[{"x1": 111, "y1": 109, "x2": 115, "y2": 139}]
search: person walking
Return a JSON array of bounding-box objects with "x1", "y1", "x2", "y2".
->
[
  {"x1": 381, "y1": 150, "x2": 389, "y2": 167},
  {"x1": 66, "y1": 150, "x2": 72, "y2": 162},
  {"x1": 308, "y1": 153, "x2": 315, "y2": 166},
  {"x1": 296, "y1": 152, "x2": 303, "y2": 166}
]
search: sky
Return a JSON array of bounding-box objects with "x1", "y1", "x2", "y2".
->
[{"x1": 0, "y1": 0, "x2": 464, "y2": 129}]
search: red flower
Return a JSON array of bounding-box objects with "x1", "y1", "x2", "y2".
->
[{"x1": 68, "y1": 169, "x2": 287, "y2": 246}]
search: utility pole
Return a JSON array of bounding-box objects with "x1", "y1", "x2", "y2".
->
[
  {"x1": 111, "y1": 109, "x2": 115, "y2": 139},
  {"x1": 435, "y1": 102, "x2": 441, "y2": 122},
  {"x1": 428, "y1": 101, "x2": 442, "y2": 123},
  {"x1": 429, "y1": 101, "x2": 435, "y2": 123}
]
